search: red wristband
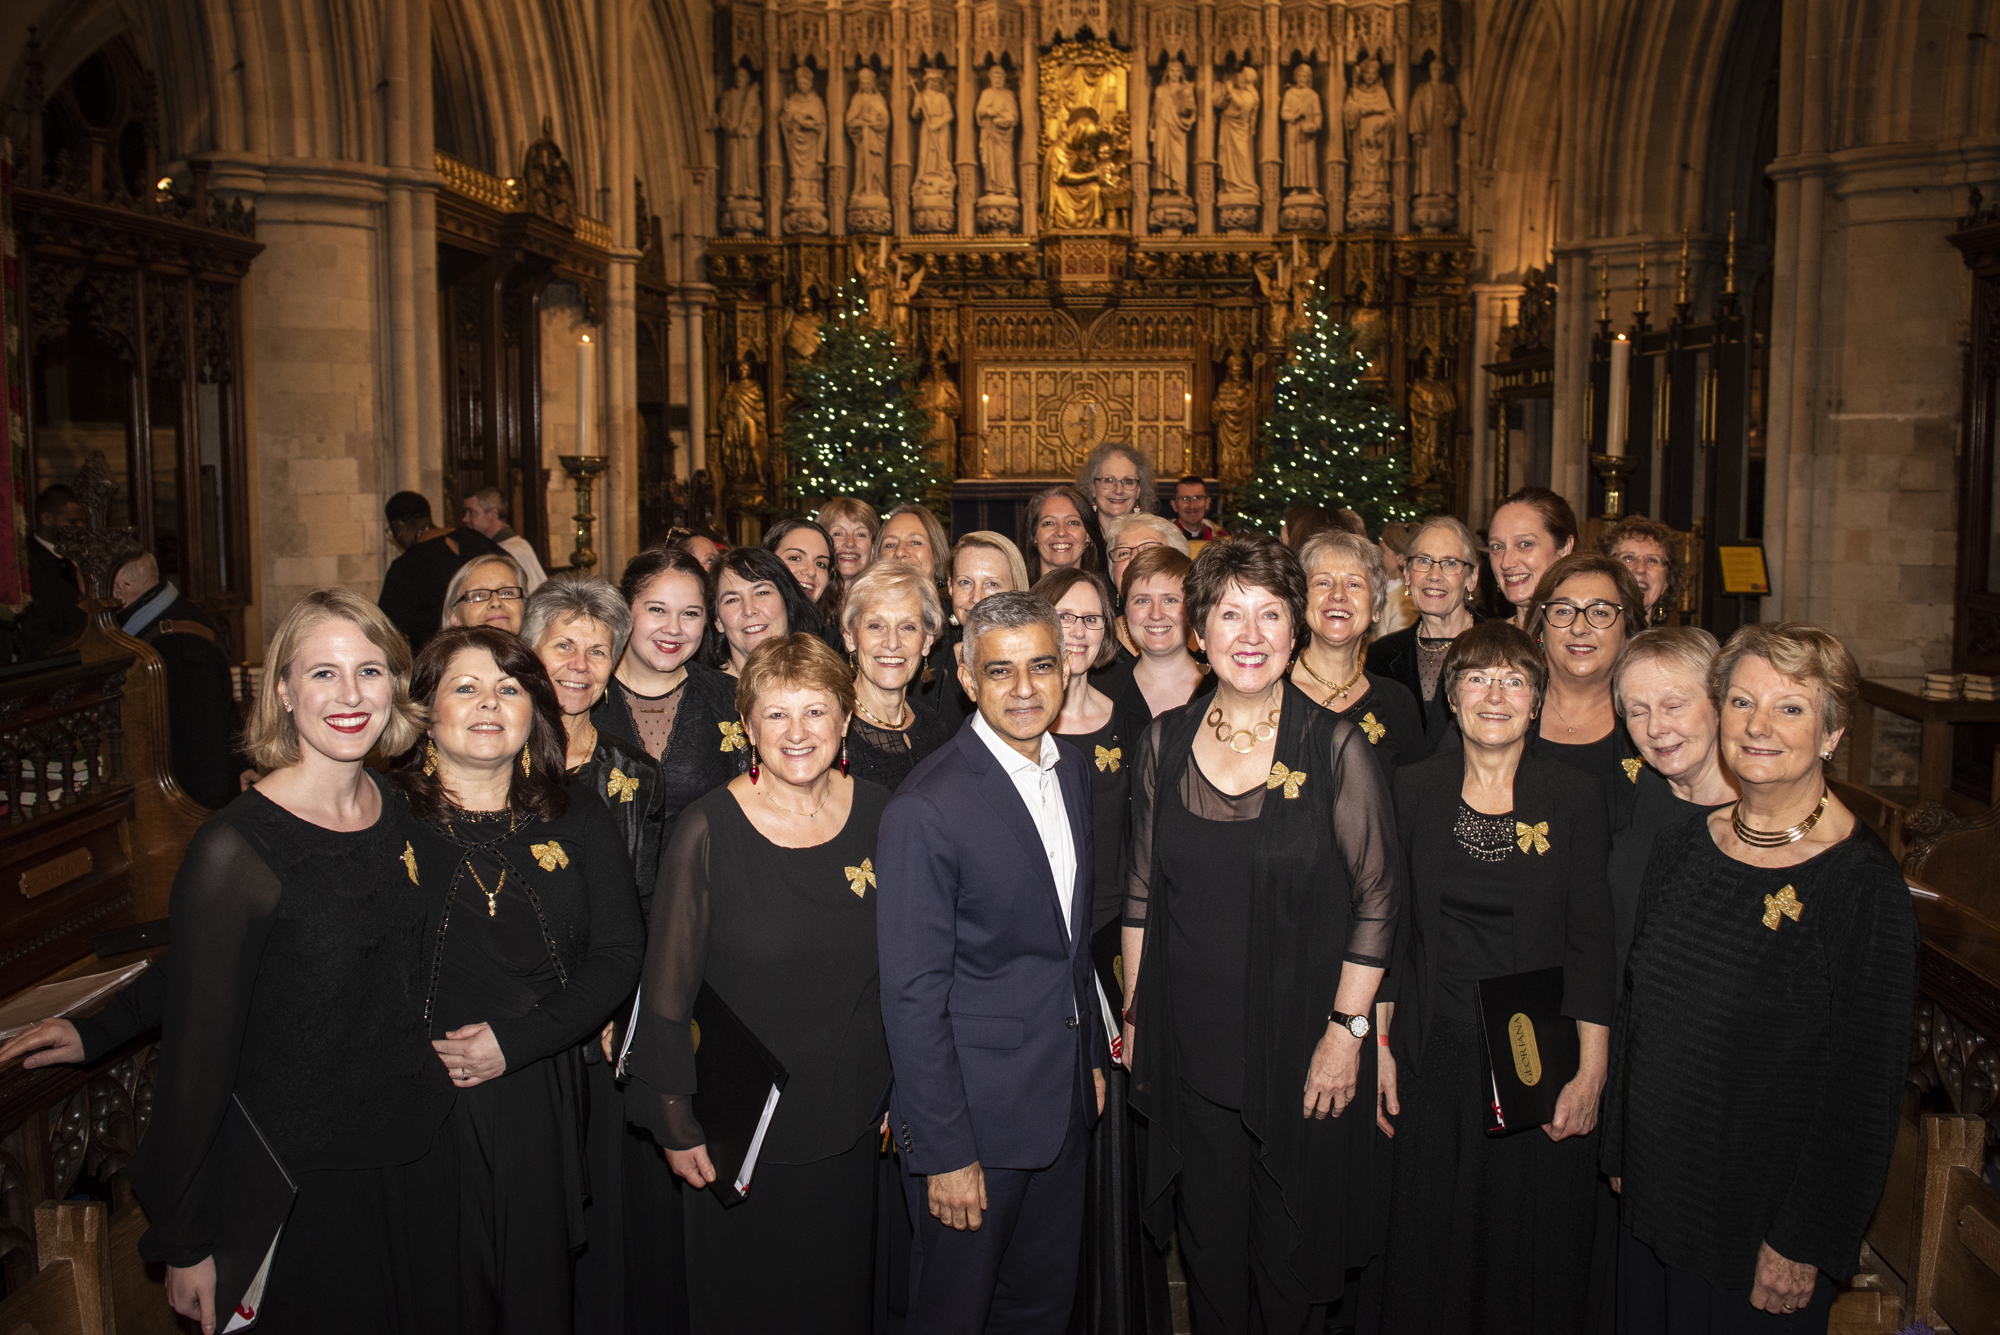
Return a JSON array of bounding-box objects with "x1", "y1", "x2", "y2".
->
[{"x1": 1377, "y1": 1034, "x2": 1390, "y2": 1047}]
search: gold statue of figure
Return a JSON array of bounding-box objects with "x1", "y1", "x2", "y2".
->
[
  {"x1": 718, "y1": 360, "x2": 769, "y2": 487},
  {"x1": 1212, "y1": 353, "x2": 1257, "y2": 487},
  {"x1": 1038, "y1": 42, "x2": 1131, "y2": 231}
]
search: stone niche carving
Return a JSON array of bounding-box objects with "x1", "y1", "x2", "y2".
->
[
  {"x1": 1213, "y1": 64, "x2": 1262, "y2": 231},
  {"x1": 1409, "y1": 57, "x2": 1463, "y2": 233},
  {"x1": 1039, "y1": 40, "x2": 1132, "y2": 232},
  {"x1": 1149, "y1": 57, "x2": 1197, "y2": 234},
  {"x1": 779, "y1": 65, "x2": 829, "y2": 235},
  {"x1": 911, "y1": 67, "x2": 957, "y2": 233},
  {"x1": 1279, "y1": 62, "x2": 1326, "y2": 233},
  {"x1": 975, "y1": 64, "x2": 1022, "y2": 233},
  {"x1": 1344, "y1": 52, "x2": 1395, "y2": 230},
  {"x1": 846, "y1": 65, "x2": 892, "y2": 234},
  {"x1": 718, "y1": 65, "x2": 765, "y2": 234}
]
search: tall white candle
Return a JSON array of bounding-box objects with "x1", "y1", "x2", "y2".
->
[
  {"x1": 1605, "y1": 334, "x2": 1631, "y2": 457},
  {"x1": 577, "y1": 334, "x2": 596, "y2": 454}
]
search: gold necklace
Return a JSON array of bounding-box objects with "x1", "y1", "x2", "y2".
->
[
  {"x1": 762, "y1": 782, "x2": 827, "y2": 821},
  {"x1": 1297, "y1": 651, "x2": 1366, "y2": 701},
  {"x1": 464, "y1": 862, "x2": 508, "y2": 917},
  {"x1": 1206, "y1": 697, "x2": 1283, "y2": 754},
  {"x1": 1731, "y1": 788, "x2": 1829, "y2": 848},
  {"x1": 854, "y1": 697, "x2": 909, "y2": 730}
]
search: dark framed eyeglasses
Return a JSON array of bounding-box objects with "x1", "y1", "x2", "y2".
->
[
  {"x1": 1407, "y1": 555, "x2": 1471, "y2": 574},
  {"x1": 1056, "y1": 611, "x2": 1106, "y2": 630},
  {"x1": 1542, "y1": 600, "x2": 1622, "y2": 629},
  {"x1": 458, "y1": 586, "x2": 525, "y2": 605}
]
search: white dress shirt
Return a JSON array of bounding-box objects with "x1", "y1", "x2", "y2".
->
[
  {"x1": 497, "y1": 531, "x2": 549, "y2": 592},
  {"x1": 971, "y1": 712, "x2": 1078, "y2": 939}
]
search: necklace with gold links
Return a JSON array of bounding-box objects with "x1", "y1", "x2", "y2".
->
[
  {"x1": 1206, "y1": 690, "x2": 1284, "y2": 755},
  {"x1": 1731, "y1": 787, "x2": 1829, "y2": 848},
  {"x1": 446, "y1": 810, "x2": 520, "y2": 917},
  {"x1": 854, "y1": 697, "x2": 909, "y2": 730},
  {"x1": 1296, "y1": 651, "x2": 1366, "y2": 702}
]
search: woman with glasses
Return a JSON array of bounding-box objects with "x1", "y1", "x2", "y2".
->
[
  {"x1": 444, "y1": 554, "x2": 530, "y2": 637},
  {"x1": 1487, "y1": 487, "x2": 1577, "y2": 627},
  {"x1": 1368, "y1": 516, "x2": 1486, "y2": 752},
  {"x1": 1104, "y1": 513, "x2": 1188, "y2": 592},
  {"x1": 1077, "y1": 443, "x2": 1156, "y2": 521},
  {"x1": 1289, "y1": 531, "x2": 1424, "y2": 773},
  {"x1": 1024, "y1": 484, "x2": 1108, "y2": 582},
  {"x1": 708, "y1": 546, "x2": 821, "y2": 676},
  {"x1": 1036, "y1": 563, "x2": 1171, "y2": 1332},
  {"x1": 841, "y1": 561, "x2": 954, "y2": 790},
  {"x1": 817, "y1": 497, "x2": 881, "y2": 582},
  {"x1": 1600, "y1": 516, "x2": 1681, "y2": 627},
  {"x1": 764, "y1": 518, "x2": 846, "y2": 647},
  {"x1": 1527, "y1": 553, "x2": 1648, "y2": 828},
  {"x1": 1378, "y1": 621, "x2": 1615, "y2": 1334}
]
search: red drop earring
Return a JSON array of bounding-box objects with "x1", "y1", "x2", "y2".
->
[
  {"x1": 839, "y1": 739, "x2": 849, "y2": 776},
  {"x1": 748, "y1": 748, "x2": 760, "y2": 783}
]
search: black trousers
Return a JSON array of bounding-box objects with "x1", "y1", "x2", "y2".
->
[
  {"x1": 1617, "y1": 1227, "x2": 1835, "y2": 1335},
  {"x1": 1173, "y1": 1080, "x2": 1317, "y2": 1335},
  {"x1": 902, "y1": 1074, "x2": 1090, "y2": 1335}
]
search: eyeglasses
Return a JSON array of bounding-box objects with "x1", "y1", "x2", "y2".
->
[
  {"x1": 1542, "y1": 600, "x2": 1623, "y2": 628},
  {"x1": 1460, "y1": 672, "x2": 1532, "y2": 693},
  {"x1": 1617, "y1": 550, "x2": 1668, "y2": 572},
  {"x1": 458, "y1": 586, "x2": 525, "y2": 605},
  {"x1": 1407, "y1": 555, "x2": 1471, "y2": 574},
  {"x1": 1109, "y1": 542, "x2": 1162, "y2": 563},
  {"x1": 1056, "y1": 611, "x2": 1106, "y2": 630},
  {"x1": 1095, "y1": 476, "x2": 1139, "y2": 490}
]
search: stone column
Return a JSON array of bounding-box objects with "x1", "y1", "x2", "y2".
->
[
  {"x1": 1022, "y1": 2, "x2": 1041, "y2": 237},
  {"x1": 1260, "y1": 0, "x2": 1281, "y2": 233},
  {"x1": 1196, "y1": 0, "x2": 1216, "y2": 235},
  {"x1": 1129, "y1": 11, "x2": 1151, "y2": 242},
  {"x1": 956, "y1": 0, "x2": 977, "y2": 234},
  {"x1": 764, "y1": 0, "x2": 784, "y2": 238},
  {"x1": 830, "y1": 3, "x2": 849, "y2": 235},
  {"x1": 685, "y1": 284, "x2": 714, "y2": 472},
  {"x1": 1324, "y1": 11, "x2": 1346, "y2": 234},
  {"x1": 892, "y1": 0, "x2": 912, "y2": 234},
  {"x1": 1391, "y1": 0, "x2": 1410, "y2": 234}
]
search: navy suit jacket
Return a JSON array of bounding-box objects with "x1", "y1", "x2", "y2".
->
[{"x1": 877, "y1": 720, "x2": 1105, "y2": 1175}]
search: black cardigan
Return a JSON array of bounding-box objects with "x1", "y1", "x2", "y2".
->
[
  {"x1": 1388, "y1": 747, "x2": 1615, "y2": 1079},
  {"x1": 1366, "y1": 611, "x2": 1484, "y2": 752}
]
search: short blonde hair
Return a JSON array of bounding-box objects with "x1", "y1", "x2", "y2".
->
[
  {"x1": 1297, "y1": 530, "x2": 1389, "y2": 626},
  {"x1": 735, "y1": 632, "x2": 858, "y2": 722},
  {"x1": 1711, "y1": 622, "x2": 1860, "y2": 738},
  {"x1": 441, "y1": 553, "x2": 528, "y2": 629},
  {"x1": 1611, "y1": 626, "x2": 1720, "y2": 715},
  {"x1": 1104, "y1": 512, "x2": 1189, "y2": 557},
  {"x1": 244, "y1": 589, "x2": 425, "y2": 770},
  {"x1": 842, "y1": 560, "x2": 946, "y2": 640},
  {"x1": 950, "y1": 530, "x2": 1030, "y2": 595}
]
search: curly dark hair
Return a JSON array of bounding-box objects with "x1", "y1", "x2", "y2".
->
[
  {"x1": 704, "y1": 545, "x2": 823, "y2": 669},
  {"x1": 1183, "y1": 535, "x2": 1310, "y2": 657},
  {"x1": 392, "y1": 626, "x2": 571, "y2": 823}
]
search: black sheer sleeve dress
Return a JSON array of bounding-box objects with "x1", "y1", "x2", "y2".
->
[
  {"x1": 74, "y1": 957, "x2": 169, "y2": 1061},
  {"x1": 591, "y1": 662, "x2": 747, "y2": 841},
  {"x1": 406, "y1": 786, "x2": 643, "y2": 1335},
  {"x1": 624, "y1": 780, "x2": 895, "y2": 1335},
  {"x1": 129, "y1": 772, "x2": 459, "y2": 1335},
  {"x1": 846, "y1": 698, "x2": 956, "y2": 793}
]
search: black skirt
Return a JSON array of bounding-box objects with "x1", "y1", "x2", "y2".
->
[
  {"x1": 575, "y1": 1056, "x2": 689, "y2": 1335},
  {"x1": 1380, "y1": 1014, "x2": 1601, "y2": 1335}
]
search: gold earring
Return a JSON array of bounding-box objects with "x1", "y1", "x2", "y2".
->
[
  {"x1": 423, "y1": 738, "x2": 439, "y2": 777},
  {"x1": 521, "y1": 745, "x2": 533, "y2": 777}
]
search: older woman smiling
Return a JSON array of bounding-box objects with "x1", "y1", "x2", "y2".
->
[
  {"x1": 1290, "y1": 531, "x2": 1425, "y2": 772},
  {"x1": 1527, "y1": 552, "x2": 1648, "y2": 821},
  {"x1": 818, "y1": 497, "x2": 881, "y2": 582},
  {"x1": 1369, "y1": 515, "x2": 1485, "y2": 752},
  {"x1": 442, "y1": 553, "x2": 530, "y2": 636},
  {"x1": 842, "y1": 561, "x2": 954, "y2": 790}
]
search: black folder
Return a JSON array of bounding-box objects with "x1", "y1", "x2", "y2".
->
[
  {"x1": 1473, "y1": 966, "x2": 1580, "y2": 1136},
  {"x1": 691, "y1": 982, "x2": 789, "y2": 1208},
  {"x1": 211, "y1": 1095, "x2": 297, "y2": 1330}
]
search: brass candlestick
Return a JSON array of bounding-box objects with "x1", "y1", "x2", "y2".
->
[
  {"x1": 1590, "y1": 452, "x2": 1638, "y2": 522},
  {"x1": 557, "y1": 455, "x2": 610, "y2": 571}
]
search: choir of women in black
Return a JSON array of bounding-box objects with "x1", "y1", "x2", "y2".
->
[
  {"x1": 1123, "y1": 538, "x2": 1399, "y2": 1334},
  {"x1": 1365, "y1": 514, "x2": 1485, "y2": 752},
  {"x1": 394, "y1": 625, "x2": 643, "y2": 1332},
  {"x1": 1377, "y1": 621, "x2": 1614, "y2": 1333},
  {"x1": 1289, "y1": 530, "x2": 1424, "y2": 772},
  {"x1": 133, "y1": 590, "x2": 457, "y2": 1335},
  {"x1": 1524, "y1": 553, "x2": 1648, "y2": 827},
  {"x1": 625, "y1": 635, "x2": 894, "y2": 1333}
]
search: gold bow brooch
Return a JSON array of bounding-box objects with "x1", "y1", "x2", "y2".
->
[
  {"x1": 718, "y1": 720, "x2": 748, "y2": 753},
  {"x1": 402, "y1": 842, "x2": 420, "y2": 885},
  {"x1": 530, "y1": 842, "x2": 570, "y2": 872},
  {"x1": 1095, "y1": 745, "x2": 1122, "y2": 773},
  {"x1": 845, "y1": 858, "x2": 876, "y2": 898},
  {"x1": 606, "y1": 768, "x2": 640, "y2": 803},
  {"x1": 1359, "y1": 713, "x2": 1386, "y2": 744},
  {"x1": 1763, "y1": 884, "x2": 1804, "y2": 931},
  {"x1": 1515, "y1": 821, "x2": 1550, "y2": 855},
  {"x1": 1266, "y1": 763, "x2": 1307, "y2": 799},
  {"x1": 1622, "y1": 757, "x2": 1643, "y2": 784}
]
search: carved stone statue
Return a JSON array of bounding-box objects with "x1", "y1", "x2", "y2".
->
[
  {"x1": 1409, "y1": 60, "x2": 1464, "y2": 232},
  {"x1": 523, "y1": 120, "x2": 577, "y2": 228},
  {"x1": 718, "y1": 360, "x2": 769, "y2": 486},
  {"x1": 1408, "y1": 362, "x2": 1457, "y2": 486},
  {"x1": 1344, "y1": 56, "x2": 1395, "y2": 229},
  {"x1": 1044, "y1": 110, "x2": 1113, "y2": 230},
  {"x1": 916, "y1": 346, "x2": 961, "y2": 467},
  {"x1": 846, "y1": 67, "x2": 891, "y2": 232},
  {"x1": 1257, "y1": 238, "x2": 1334, "y2": 345},
  {"x1": 911, "y1": 68, "x2": 957, "y2": 232},
  {"x1": 778, "y1": 66, "x2": 829, "y2": 234},
  {"x1": 785, "y1": 294, "x2": 823, "y2": 364},
  {"x1": 1215, "y1": 66, "x2": 1261, "y2": 229},
  {"x1": 855, "y1": 238, "x2": 895, "y2": 328},
  {"x1": 976, "y1": 67, "x2": 1019, "y2": 198},
  {"x1": 1212, "y1": 352, "x2": 1257, "y2": 486},
  {"x1": 1149, "y1": 58, "x2": 1197, "y2": 233},
  {"x1": 1280, "y1": 64, "x2": 1322, "y2": 194},
  {"x1": 718, "y1": 67, "x2": 764, "y2": 234}
]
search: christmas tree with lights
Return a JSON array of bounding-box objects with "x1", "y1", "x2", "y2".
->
[
  {"x1": 1241, "y1": 293, "x2": 1422, "y2": 532},
  {"x1": 781, "y1": 279, "x2": 938, "y2": 514}
]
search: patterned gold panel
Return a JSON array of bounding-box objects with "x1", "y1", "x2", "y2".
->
[{"x1": 976, "y1": 362, "x2": 1191, "y2": 478}]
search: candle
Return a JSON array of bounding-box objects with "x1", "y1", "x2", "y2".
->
[
  {"x1": 577, "y1": 334, "x2": 596, "y2": 454},
  {"x1": 1605, "y1": 334, "x2": 1631, "y2": 458}
]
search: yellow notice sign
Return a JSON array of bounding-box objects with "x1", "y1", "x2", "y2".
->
[{"x1": 1717, "y1": 545, "x2": 1770, "y2": 595}]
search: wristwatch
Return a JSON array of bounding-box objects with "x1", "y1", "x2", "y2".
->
[{"x1": 1328, "y1": 1009, "x2": 1371, "y2": 1040}]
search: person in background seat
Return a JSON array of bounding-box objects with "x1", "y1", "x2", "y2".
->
[{"x1": 111, "y1": 551, "x2": 241, "y2": 808}]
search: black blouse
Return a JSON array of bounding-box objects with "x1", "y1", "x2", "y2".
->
[
  {"x1": 625, "y1": 780, "x2": 895, "y2": 1165},
  {"x1": 1435, "y1": 801, "x2": 1520, "y2": 1020},
  {"x1": 1157, "y1": 766, "x2": 1262, "y2": 1106},
  {"x1": 846, "y1": 699, "x2": 956, "y2": 793},
  {"x1": 1306, "y1": 671, "x2": 1427, "y2": 774},
  {"x1": 570, "y1": 729, "x2": 669, "y2": 919},
  {"x1": 1054, "y1": 695, "x2": 1146, "y2": 935},
  {"x1": 1601, "y1": 820, "x2": 1917, "y2": 1288},
  {"x1": 130, "y1": 773, "x2": 456, "y2": 1267},
  {"x1": 1606, "y1": 768, "x2": 1727, "y2": 980},
  {"x1": 592, "y1": 663, "x2": 746, "y2": 844},
  {"x1": 1535, "y1": 724, "x2": 1643, "y2": 832}
]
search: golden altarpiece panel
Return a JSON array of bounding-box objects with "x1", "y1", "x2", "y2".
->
[{"x1": 701, "y1": 0, "x2": 1472, "y2": 541}]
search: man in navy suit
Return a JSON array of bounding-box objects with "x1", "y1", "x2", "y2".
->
[{"x1": 878, "y1": 591, "x2": 1107, "y2": 1334}]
